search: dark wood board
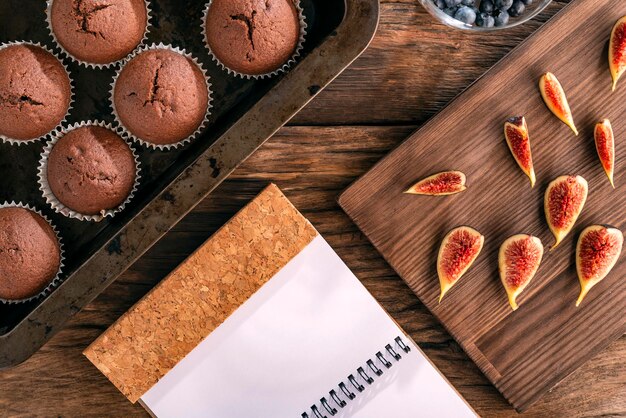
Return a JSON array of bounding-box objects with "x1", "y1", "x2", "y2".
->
[{"x1": 339, "y1": 0, "x2": 626, "y2": 412}]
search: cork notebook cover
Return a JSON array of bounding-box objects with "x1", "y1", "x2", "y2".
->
[{"x1": 83, "y1": 183, "x2": 318, "y2": 403}]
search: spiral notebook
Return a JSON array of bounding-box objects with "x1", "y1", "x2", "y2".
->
[{"x1": 85, "y1": 185, "x2": 476, "y2": 417}]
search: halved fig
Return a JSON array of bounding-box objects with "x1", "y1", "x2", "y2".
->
[
  {"x1": 576, "y1": 225, "x2": 623, "y2": 306},
  {"x1": 499, "y1": 234, "x2": 544, "y2": 310},
  {"x1": 539, "y1": 72, "x2": 578, "y2": 136},
  {"x1": 594, "y1": 119, "x2": 615, "y2": 188},
  {"x1": 504, "y1": 116, "x2": 536, "y2": 187},
  {"x1": 609, "y1": 16, "x2": 626, "y2": 91},
  {"x1": 544, "y1": 175, "x2": 588, "y2": 249},
  {"x1": 405, "y1": 171, "x2": 467, "y2": 196},
  {"x1": 437, "y1": 226, "x2": 484, "y2": 302}
]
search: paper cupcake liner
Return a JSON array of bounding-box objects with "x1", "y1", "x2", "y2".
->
[
  {"x1": 38, "y1": 120, "x2": 142, "y2": 222},
  {"x1": 45, "y1": 0, "x2": 152, "y2": 69},
  {"x1": 110, "y1": 43, "x2": 213, "y2": 151},
  {"x1": 201, "y1": 0, "x2": 307, "y2": 79},
  {"x1": 0, "y1": 202, "x2": 65, "y2": 305},
  {"x1": 0, "y1": 41, "x2": 74, "y2": 146}
]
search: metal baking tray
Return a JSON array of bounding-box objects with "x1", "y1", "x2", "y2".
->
[{"x1": 0, "y1": 0, "x2": 379, "y2": 368}]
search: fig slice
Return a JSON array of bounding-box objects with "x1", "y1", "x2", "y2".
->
[
  {"x1": 539, "y1": 72, "x2": 578, "y2": 136},
  {"x1": 405, "y1": 171, "x2": 467, "y2": 196},
  {"x1": 499, "y1": 234, "x2": 544, "y2": 311},
  {"x1": 437, "y1": 226, "x2": 484, "y2": 302},
  {"x1": 609, "y1": 16, "x2": 626, "y2": 91},
  {"x1": 576, "y1": 225, "x2": 623, "y2": 307},
  {"x1": 544, "y1": 175, "x2": 588, "y2": 249},
  {"x1": 594, "y1": 119, "x2": 615, "y2": 188},
  {"x1": 504, "y1": 116, "x2": 536, "y2": 187}
]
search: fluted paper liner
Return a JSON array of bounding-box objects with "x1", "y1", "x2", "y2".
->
[
  {"x1": 0, "y1": 202, "x2": 65, "y2": 305},
  {"x1": 0, "y1": 41, "x2": 74, "y2": 146},
  {"x1": 38, "y1": 120, "x2": 141, "y2": 222},
  {"x1": 201, "y1": 0, "x2": 307, "y2": 79},
  {"x1": 45, "y1": 0, "x2": 152, "y2": 69},
  {"x1": 110, "y1": 43, "x2": 213, "y2": 151}
]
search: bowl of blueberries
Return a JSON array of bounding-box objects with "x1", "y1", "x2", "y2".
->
[{"x1": 421, "y1": 0, "x2": 552, "y2": 30}]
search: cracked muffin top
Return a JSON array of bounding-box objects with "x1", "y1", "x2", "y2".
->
[
  {"x1": 204, "y1": 0, "x2": 301, "y2": 76},
  {"x1": 113, "y1": 48, "x2": 209, "y2": 145},
  {"x1": 0, "y1": 44, "x2": 71, "y2": 141},
  {"x1": 46, "y1": 125, "x2": 137, "y2": 216},
  {"x1": 49, "y1": 0, "x2": 148, "y2": 65},
  {"x1": 0, "y1": 207, "x2": 61, "y2": 301}
]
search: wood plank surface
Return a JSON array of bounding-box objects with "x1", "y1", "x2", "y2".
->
[
  {"x1": 0, "y1": 126, "x2": 624, "y2": 417},
  {"x1": 293, "y1": 0, "x2": 570, "y2": 126},
  {"x1": 339, "y1": 0, "x2": 626, "y2": 412},
  {"x1": 1, "y1": 0, "x2": 625, "y2": 417}
]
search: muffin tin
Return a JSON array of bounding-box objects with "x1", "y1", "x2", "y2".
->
[{"x1": 0, "y1": 0, "x2": 379, "y2": 368}]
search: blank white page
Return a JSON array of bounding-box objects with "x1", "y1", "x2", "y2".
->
[{"x1": 141, "y1": 235, "x2": 476, "y2": 418}]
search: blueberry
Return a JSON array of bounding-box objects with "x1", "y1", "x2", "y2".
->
[
  {"x1": 454, "y1": 6, "x2": 477, "y2": 24},
  {"x1": 494, "y1": 9, "x2": 510, "y2": 26},
  {"x1": 476, "y1": 12, "x2": 495, "y2": 28},
  {"x1": 479, "y1": 0, "x2": 494, "y2": 13},
  {"x1": 521, "y1": 0, "x2": 533, "y2": 4},
  {"x1": 444, "y1": 6, "x2": 458, "y2": 16},
  {"x1": 494, "y1": 0, "x2": 513, "y2": 10},
  {"x1": 508, "y1": 0, "x2": 525, "y2": 16},
  {"x1": 434, "y1": 0, "x2": 446, "y2": 9},
  {"x1": 445, "y1": 0, "x2": 462, "y2": 7},
  {"x1": 461, "y1": 0, "x2": 475, "y2": 5}
]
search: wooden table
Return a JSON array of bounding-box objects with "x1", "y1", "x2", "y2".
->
[{"x1": 1, "y1": 1, "x2": 624, "y2": 416}]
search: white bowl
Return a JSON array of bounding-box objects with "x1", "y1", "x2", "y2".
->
[{"x1": 419, "y1": 0, "x2": 553, "y2": 31}]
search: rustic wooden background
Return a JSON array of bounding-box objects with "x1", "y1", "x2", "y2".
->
[{"x1": 1, "y1": 0, "x2": 624, "y2": 416}]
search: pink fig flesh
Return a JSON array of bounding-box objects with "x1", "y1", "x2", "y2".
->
[
  {"x1": 405, "y1": 171, "x2": 467, "y2": 196},
  {"x1": 499, "y1": 234, "x2": 544, "y2": 310},
  {"x1": 437, "y1": 226, "x2": 484, "y2": 302},
  {"x1": 544, "y1": 175, "x2": 588, "y2": 249},
  {"x1": 504, "y1": 116, "x2": 536, "y2": 187},
  {"x1": 576, "y1": 225, "x2": 623, "y2": 306},
  {"x1": 594, "y1": 119, "x2": 615, "y2": 187},
  {"x1": 609, "y1": 16, "x2": 626, "y2": 91},
  {"x1": 539, "y1": 72, "x2": 578, "y2": 135}
]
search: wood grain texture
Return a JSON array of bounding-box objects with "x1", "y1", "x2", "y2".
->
[
  {"x1": 340, "y1": 0, "x2": 626, "y2": 412},
  {"x1": 0, "y1": 127, "x2": 623, "y2": 418},
  {"x1": 293, "y1": 0, "x2": 571, "y2": 126},
  {"x1": 1, "y1": 0, "x2": 624, "y2": 417}
]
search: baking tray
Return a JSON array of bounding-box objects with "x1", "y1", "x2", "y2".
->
[{"x1": 0, "y1": 0, "x2": 379, "y2": 368}]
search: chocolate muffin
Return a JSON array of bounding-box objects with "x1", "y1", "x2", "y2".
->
[
  {"x1": 0, "y1": 207, "x2": 61, "y2": 301},
  {"x1": 49, "y1": 0, "x2": 148, "y2": 65},
  {"x1": 0, "y1": 44, "x2": 71, "y2": 141},
  {"x1": 46, "y1": 125, "x2": 137, "y2": 216},
  {"x1": 204, "y1": 0, "x2": 301, "y2": 76},
  {"x1": 113, "y1": 48, "x2": 209, "y2": 145}
]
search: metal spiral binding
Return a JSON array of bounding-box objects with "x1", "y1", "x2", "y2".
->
[{"x1": 301, "y1": 336, "x2": 411, "y2": 418}]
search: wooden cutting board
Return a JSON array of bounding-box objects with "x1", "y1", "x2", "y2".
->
[{"x1": 339, "y1": 0, "x2": 626, "y2": 412}]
